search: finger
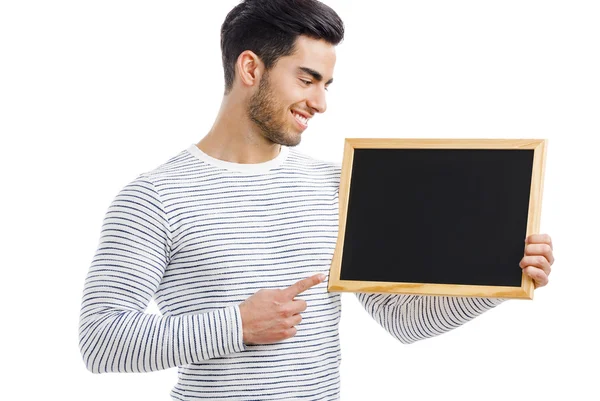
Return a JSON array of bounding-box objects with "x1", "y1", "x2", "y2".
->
[
  {"x1": 277, "y1": 299, "x2": 308, "y2": 318},
  {"x1": 288, "y1": 299, "x2": 308, "y2": 314},
  {"x1": 282, "y1": 274, "x2": 326, "y2": 299},
  {"x1": 519, "y1": 255, "x2": 552, "y2": 277},
  {"x1": 282, "y1": 326, "x2": 298, "y2": 340},
  {"x1": 286, "y1": 314, "x2": 302, "y2": 328},
  {"x1": 525, "y1": 243, "x2": 555, "y2": 266},
  {"x1": 523, "y1": 266, "x2": 549, "y2": 288},
  {"x1": 525, "y1": 233, "x2": 553, "y2": 250}
]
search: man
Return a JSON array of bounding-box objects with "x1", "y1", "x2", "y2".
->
[{"x1": 79, "y1": 0, "x2": 554, "y2": 400}]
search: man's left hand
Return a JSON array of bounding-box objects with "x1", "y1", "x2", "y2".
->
[{"x1": 520, "y1": 234, "x2": 554, "y2": 288}]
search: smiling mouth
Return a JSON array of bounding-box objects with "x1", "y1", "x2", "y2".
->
[{"x1": 291, "y1": 110, "x2": 309, "y2": 128}]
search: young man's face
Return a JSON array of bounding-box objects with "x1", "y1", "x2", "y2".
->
[{"x1": 248, "y1": 35, "x2": 336, "y2": 147}]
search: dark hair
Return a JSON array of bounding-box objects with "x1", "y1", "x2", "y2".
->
[{"x1": 220, "y1": 0, "x2": 344, "y2": 94}]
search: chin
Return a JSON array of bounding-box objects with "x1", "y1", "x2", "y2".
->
[
  {"x1": 287, "y1": 134, "x2": 302, "y2": 146},
  {"x1": 282, "y1": 135, "x2": 301, "y2": 147},
  {"x1": 265, "y1": 131, "x2": 301, "y2": 147}
]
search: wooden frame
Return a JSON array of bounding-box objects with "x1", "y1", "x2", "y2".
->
[{"x1": 327, "y1": 138, "x2": 547, "y2": 299}]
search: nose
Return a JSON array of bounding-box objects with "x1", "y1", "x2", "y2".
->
[{"x1": 307, "y1": 87, "x2": 327, "y2": 114}]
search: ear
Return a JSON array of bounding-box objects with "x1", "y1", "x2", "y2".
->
[{"x1": 235, "y1": 50, "x2": 264, "y2": 88}]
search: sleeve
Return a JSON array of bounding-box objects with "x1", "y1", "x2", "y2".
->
[
  {"x1": 355, "y1": 292, "x2": 506, "y2": 344},
  {"x1": 79, "y1": 177, "x2": 246, "y2": 374}
]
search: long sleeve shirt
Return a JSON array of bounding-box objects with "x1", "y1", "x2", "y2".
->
[{"x1": 79, "y1": 144, "x2": 504, "y2": 400}]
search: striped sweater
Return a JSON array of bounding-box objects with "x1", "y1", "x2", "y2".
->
[{"x1": 79, "y1": 144, "x2": 504, "y2": 400}]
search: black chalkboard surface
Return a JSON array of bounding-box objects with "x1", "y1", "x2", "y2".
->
[{"x1": 327, "y1": 139, "x2": 547, "y2": 299}]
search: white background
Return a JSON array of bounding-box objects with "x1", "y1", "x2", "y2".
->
[{"x1": 1, "y1": 1, "x2": 598, "y2": 400}]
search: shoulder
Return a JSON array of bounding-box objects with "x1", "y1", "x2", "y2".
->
[
  {"x1": 138, "y1": 147, "x2": 200, "y2": 183},
  {"x1": 286, "y1": 147, "x2": 341, "y2": 185},
  {"x1": 112, "y1": 147, "x2": 199, "y2": 205}
]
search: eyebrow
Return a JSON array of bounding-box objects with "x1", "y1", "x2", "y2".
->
[{"x1": 298, "y1": 66, "x2": 334, "y2": 85}]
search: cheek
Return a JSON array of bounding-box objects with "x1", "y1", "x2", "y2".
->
[
  {"x1": 277, "y1": 81, "x2": 304, "y2": 107},
  {"x1": 268, "y1": 89, "x2": 290, "y2": 109},
  {"x1": 267, "y1": 81, "x2": 303, "y2": 114}
]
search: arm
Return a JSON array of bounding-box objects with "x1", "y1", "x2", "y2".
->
[
  {"x1": 355, "y1": 292, "x2": 505, "y2": 344},
  {"x1": 355, "y1": 233, "x2": 555, "y2": 344},
  {"x1": 79, "y1": 177, "x2": 245, "y2": 374}
]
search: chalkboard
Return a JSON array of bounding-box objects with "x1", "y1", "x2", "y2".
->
[{"x1": 327, "y1": 139, "x2": 547, "y2": 299}]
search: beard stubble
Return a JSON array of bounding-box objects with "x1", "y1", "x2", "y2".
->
[{"x1": 248, "y1": 72, "x2": 301, "y2": 147}]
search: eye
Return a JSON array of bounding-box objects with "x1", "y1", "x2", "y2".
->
[{"x1": 300, "y1": 79, "x2": 312, "y2": 86}]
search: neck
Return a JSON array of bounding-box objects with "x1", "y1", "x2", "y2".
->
[{"x1": 196, "y1": 94, "x2": 281, "y2": 164}]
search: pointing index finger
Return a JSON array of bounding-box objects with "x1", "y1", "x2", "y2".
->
[{"x1": 282, "y1": 274, "x2": 326, "y2": 299}]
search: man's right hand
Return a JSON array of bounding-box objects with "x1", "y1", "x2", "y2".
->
[{"x1": 238, "y1": 273, "x2": 326, "y2": 345}]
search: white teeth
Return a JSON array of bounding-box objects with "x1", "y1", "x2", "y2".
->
[{"x1": 293, "y1": 111, "x2": 308, "y2": 125}]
